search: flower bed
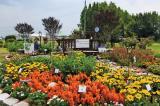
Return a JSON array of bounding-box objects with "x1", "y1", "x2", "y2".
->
[
  {"x1": 10, "y1": 71, "x2": 124, "y2": 106},
  {"x1": 91, "y1": 62, "x2": 160, "y2": 104},
  {"x1": 4, "y1": 62, "x2": 48, "y2": 80},
  {"x1": 0, "y1": 52, "x2": 160, "y2": 105}
]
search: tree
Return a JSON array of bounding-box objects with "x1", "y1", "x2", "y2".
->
[
  {"x1": 5, "y1": 35, "x2": 16, "y2": 42},
  {"x1": 122, "y1": 37, "x2": 138, "y2": 49},
  {"x1": 42, "y1": 17, "x2": 62, "y2": 52},
  {"x1": 130, "y1": 12, "x2": 160, "y2": 40},
  {"x1": 15, "y1": 23, "x2": 34, "y2": 39},
  {"x1": 69, "y1": 29, "x2": 83, "y2": 39},
  {"x1": 42, "y1": 17, "x2": 62, "y2": 39},
  {"x1": 80, "y1": 2, "x2": 129, "y2": 45}
]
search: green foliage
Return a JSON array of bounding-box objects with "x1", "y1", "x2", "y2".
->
[
  {"x1": 122, "y1": 37, "x2": 138, "y2": 49},
  {"x1": 80, "y1": 1, "x2": 160, "y2": 42},
  {"x1": 48, "y1": 97, "x2": 68, "y2": 106},
  {"x1": 131, "y1": 12, "x2": 160, "y2": 40},
  {"x1": 154, "y1": 53, "x2": 160, "y2": 58},
  {"x1": 5, "y1": 35, "x2": 16, "y2": 41},
  {"x1": 108, "y1": 48, "x2": 155, "y2": 66},
  {"x1": 6, "y1": 41, "x2": 24, "y2": 52},
  {"x1": 11, "y1": 83, "x2": 29, "y2": 100},
  {"x1": 0, "y1": 78, "x2": 13, "y2": 88},
  {"x1": 15, "y1": 23, "x2": 34, "y2": 35},
  {"x1": 138, "y1": 38, "x2": 153, "y2": 49},
  {"x1": 69, "y1": 29, "x2": 82, "y2": 39},
  {"x1": 10, "y1": 56, "x2": 51, "y2": 66},
  {"x1": 3, "y1": 85, "x2": 12, "y2": 94},
  {"x1": 28, "y1": 91, "x2": 47, "y2": 106},
  {"x1": 147, "y1": 65, "x2": 160, "y2": 75},
  {"x1": 42, "y1": 17, "x2": 62, "y2": 39},
  {"x1": 0, "y1": 40, "x2": 3, "y2": 47},
  {"x1": 148, "y1": 43, "x2": 160, "y2": 54},
  {"x1": 80, "y1": 2, "x2": 121, "y2": 41},
  {"x1": 52, "y1": 53, "x2": 96, "y2": 76},
  {"x1": 80, "y1": 2, "x2": 133, "y2": 42},
  {"x1": 40, "y1": 41, "x2": 58, "y2": 53}
]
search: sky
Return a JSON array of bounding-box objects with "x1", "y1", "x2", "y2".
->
[{"x1": 0, "y1": 0, "x2": 160, "y2": 37}]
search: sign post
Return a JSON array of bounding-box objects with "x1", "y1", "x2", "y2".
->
[{"x1": 76, "y1": 39, "x2": 90, "y2": 48}]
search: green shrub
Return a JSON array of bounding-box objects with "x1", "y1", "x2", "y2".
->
[
  {"x1": 6, "y1": 41, "x2": 24, "y2": 52},
  {"x1": 122, "y1": 37, "x2": 138, "y2": 49},
  {"x1": 0, "y1": 40, "x2": 3, "y2": 47},
  {"x1": 154, "y1": 53, "x2": 160, "y2": 58},
  {"x1": 40, "y1": 41, "x2": 58, "y2": 53},
  {"x1": 138, "y1": 38, "x2": 153, "y2": 49},
  {"x1": 11, "y1": 83, "x2": 29, "y2": 100},
  {"x1": 5, "y1": 35, "x2": 16, "y2": 41},
  {"x1": 52, "y1": 53, "x2": 96, "y2": 76},
  {"x1": 28, "y1": 91, "x2": 47, "y2": 106},
  {"x1": 48, "y1": 96, "x2": 68, "y2": 106},
  {"x1": 0, "y1": 78, "x2": 13, "y2": 88},
  {"x1": 3, "y1": 85, "x2": 12, "y2": 94},
  {"x1": 108, "y1": 48, "x2": 155, "y2": 66},
  {"x1": 11, "y1": 56, "x2": 51, "y2": 66},
  {"x1": 147, "y1": 65, "x2": 160, "y2": 75}
]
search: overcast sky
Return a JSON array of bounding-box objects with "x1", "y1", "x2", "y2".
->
[{"x1": 0, "y1": 0, "x2": 160, "y2": 37}]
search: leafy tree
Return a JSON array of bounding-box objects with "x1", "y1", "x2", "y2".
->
[
  {"x1": 69, "y1": 29, "x2": 83, "y2": 39},
  {"x1": 5, "y1": 35, "x2": 16, "y2": 42},
  {"x1": 130, "y1": 12, "x2": 160, "y2": 40},
  {"x1": 15, "y1": 23, "x2": 34, "y2": 39},
  {"x1": 138, "y1": 37, "x2": 153, "y2": 49},
  {"x1": 80, "y1": 2, "x2": 133, "y2": 46},
  {"x1": 42, "y1": 17, "x2": 62, "y2": 40},
  {"x1": 42, "y1": 17, "x2": 62, "y2": 52},
  {"x1": 122, "y1": 37, "x2": 138, "y2": 49},
  {"x1": 80, "y1": 1, "x2": 160, "y2": 43}
]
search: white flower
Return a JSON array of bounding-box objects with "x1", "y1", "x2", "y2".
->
[
  {"x1": 52, "y1": 95, "x2": 58, "y2": 99},
  {"x1": 21, "y1": 93, "x2": 24, "y2": 96}
]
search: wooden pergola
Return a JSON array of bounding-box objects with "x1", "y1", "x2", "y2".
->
[{"x1": 56, "y1": 38, "x2": 103, "y2": 55}]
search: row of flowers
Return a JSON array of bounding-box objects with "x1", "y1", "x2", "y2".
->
[
  {"x1": 1, "y1": 58, "x2": 160, "y2": 105},
  {"x1": 4, "y1": 62, "x2": 48, "y2": 80},
  {"x1": 91, "y1": 62, "x2": 160, "y2": 104},
  {"x1": 11, "y1": 71, "x2": 124, "y2": 106}
]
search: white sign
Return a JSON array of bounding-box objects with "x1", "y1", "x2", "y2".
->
[
  {"x1": 146, "y1": 84, "x2": 151, "y2": 91},
  {"x1": 24, "y1": 43, "x2": 34, "y2": 54},
  {"x1": 76, "y1": 39, "x2": 90, "y2": 48},
  {"x1": 55, "y1": 69, "x2": 60, "y2": 73},
  {"x1": 78, "y1": 85, "x2": 86, "y2": 93},
  {"x1": 98, "y1": 48, "x2": 107, "y2": 53},
  {"x1": 18, "y1": 68, "x2": 23, "y2": 73},
  {"x1": 48, "y1": 82, "x2": 56, "y2": 87}
]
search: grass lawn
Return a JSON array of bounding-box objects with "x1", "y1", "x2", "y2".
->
[
  {"x1": 0, "y1": 48, "x2": 9, "y2": 62},
  {"x1": 148, "y1": 43, "x2": 160, "y2": 54}
]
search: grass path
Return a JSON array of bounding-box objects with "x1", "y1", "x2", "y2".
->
[
  {"x1": 148, "y1": 43, "x2": 160, "y2": 54},
  {"x1": 0, "y1": 48, "x2": 9, "y2": 62}
]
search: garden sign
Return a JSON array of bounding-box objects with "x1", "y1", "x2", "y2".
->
[
  {"x1": 76, "y1": 39, "x2": 90, "y2": 48},
  {"x1": 24, "y1": 43, "x2": 34, "y2": 54}
]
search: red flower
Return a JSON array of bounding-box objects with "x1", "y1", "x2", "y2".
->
[{"x1": 12, "y1": 81, "x2": 21, "y2": 89}]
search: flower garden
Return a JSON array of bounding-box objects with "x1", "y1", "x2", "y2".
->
[{"x1": 0, "y1": 51, "x2": 159, "y2": 106}]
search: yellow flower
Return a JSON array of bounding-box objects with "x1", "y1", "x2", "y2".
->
[
  {"x1": 128, "y1": 88, "x2": 137, "y2": 94},
  {"x1": 156, "y1": 90, "x2": 160, "y2": 95},
  {"x1": 126, "y1": 95, "x2": 134, "y2": 102},
  {"x1": 120, "y1": 89, "x2": 126, "y2": 93},
  {"x1": 135, "y1": 93, "x2": 142, "y2": 100},
  {"x1": 152, "y1": 92, "x2": 156, "y2": 95},
  {"x1": 141, "y1": 89, "x2": 151, "y2": 96}
]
